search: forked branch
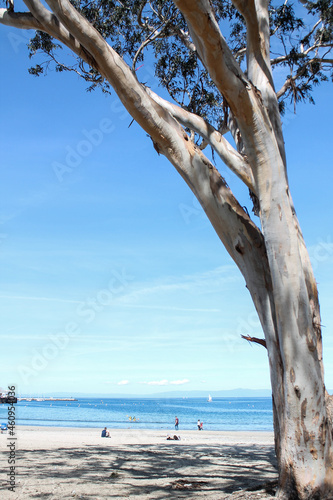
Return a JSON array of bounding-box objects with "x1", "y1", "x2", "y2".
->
[{"x1": 145, "y1": 87, "x2": 255, "y2": 192}]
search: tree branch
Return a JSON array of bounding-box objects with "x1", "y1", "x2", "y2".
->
[
  {"x1": 21, "y1": 0, "x2": 98, "y2": 68},
  {"x1": 241, "y1": 334, "x2": 267, "y2": 348},
  {"x1": 43, "y1": 0, "x2": 107, "y2": 62},
  {"x1": 173, "y1": 0, "x2": 291, "y2": 204},
  {"x1": 170, "y1": 137, "x2": 269, "y2": 284},
  {"x1": 0, "y1": 8, "x2": 41, "y2": 29},
  {"x1": 276, "y1": 56, "x2": 333, "y2": 99},
  {"x1": 271, "y1": 44, "x2": 333, "y2": 66},
  {"x1": 0, "y1": 0, "x2": 279, "y2": 380},
  {"x1": 178, "y1": 145, "x2": 278, "y2": 362},
  {"x1": 173, "y1": 0, "x2": 251, "y2": 116},
  {"x1": 1, "y1": 0, "x2": 265, "y2": 285},
  {"x1": 132, "y1": 20, "x2": 168, "y2": 73},
  {"x1": 232, "y1": 0, "x2": 286, "y2": 168},
  {"x1": 232, "y1": 0, "x2": 272, "y2": 89},
  {"x1": 137, "y1": 0, "x2": 154, "y2": 31},
  {"x1": 173, "y1": 26, "x2": 197, "y2": 54},
  {"x1": 145, "y1": 87, "x2": 255, "y2": 192}
]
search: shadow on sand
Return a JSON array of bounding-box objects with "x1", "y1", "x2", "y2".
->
[{"x1": 1, "y1": 442, "x2": 278, "y2": 498}]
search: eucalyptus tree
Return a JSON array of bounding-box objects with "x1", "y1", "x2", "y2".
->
[{"x1": 1, "y1": 1, "x2": 332, "y2": 498}]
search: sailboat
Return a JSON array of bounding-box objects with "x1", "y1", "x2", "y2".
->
[{"x1": 207, "y1": 394, "x2": 212, "y2": 402}]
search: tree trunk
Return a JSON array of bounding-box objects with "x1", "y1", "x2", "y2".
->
[
  {"x1": 233, "y1": 97, "x2": 333, "y2": 497},
  {"x1": 165, "y1": 109, "x2": 333, "y2": 497},
  {"x1": 250, "y1": 126, "x2": 333, "y2": 498}
]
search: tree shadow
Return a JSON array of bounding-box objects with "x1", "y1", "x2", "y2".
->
[{"x1": 1, "y1": 442, "x2": 278, "y2": 498}]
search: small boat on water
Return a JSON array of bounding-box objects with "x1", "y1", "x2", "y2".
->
[{"x1": 207, "y1": 394, "x2": 212, "y2": 402}]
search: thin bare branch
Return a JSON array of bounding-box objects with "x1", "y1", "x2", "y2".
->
[
  {"x1": 132, "y1": 20, "x2": 168, "y2": 73},
  {"x1": 241, "y1": 334, "x2": 267, "y2": 348},
  {"x1": 271, "y1": 43, "x2": 333, "y2": 65},
  {"x1": 137, "y1": 0, "x2": 154, "y2": 30},
  {"x1": 234, "y1": 46, "x2": 246, "y2": 59},
  {"x1": 277, "y1": 56, "x2": 333, "y2": 99},
  {"x1": 270, "y1": 0, "x2": 288, "y2": 37}
]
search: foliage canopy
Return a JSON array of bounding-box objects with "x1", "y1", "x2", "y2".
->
[{"x1": 26, "y1": 0, "x2": 333, "y2": 127}]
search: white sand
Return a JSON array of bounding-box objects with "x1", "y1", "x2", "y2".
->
[{"x1": 0, "y1": 427, "x2": 277, "y2": 499}]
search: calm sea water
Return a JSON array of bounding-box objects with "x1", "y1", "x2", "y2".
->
[{"x1": 0, "y1": 397, "x2": 273, "y2": 431}]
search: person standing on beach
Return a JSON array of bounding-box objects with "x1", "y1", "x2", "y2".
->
[
  {"x1": 175, "y1": 416, "x2": 179, "y2": 430},
  {"x1": 197, "y1": 419, "x2": 201, "y2": 430}
]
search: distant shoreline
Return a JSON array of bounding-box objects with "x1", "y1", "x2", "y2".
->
[
  {"x1": 15, "y1": 392, "x2": 273, "y2": 399},
  {"x1": 17, "y1": 397, "x2": 78, "y2": 402}
]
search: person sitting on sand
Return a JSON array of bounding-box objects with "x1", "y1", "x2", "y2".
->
[
  {"x1": 166, "y1": 435, "x2": 181, "y2": 440},
  {"x1": 101, "y1": 427, "x2": 110, "y2": 437}
]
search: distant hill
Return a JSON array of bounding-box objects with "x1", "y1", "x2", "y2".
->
[
  {"x1": 145, "y1": 389, "x2": 273, "y2": 398},
  {"x1": 19, "y1": 388, "x2": 273, "y2": 399}
]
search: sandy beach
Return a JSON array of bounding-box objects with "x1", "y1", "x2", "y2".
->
[{"x1": 0, "y1": 427, "x2": 277, "y2": 499}]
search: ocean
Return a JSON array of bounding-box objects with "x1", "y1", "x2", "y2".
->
[{"x1": 0, "y1": 397, "x2": 273, "y2": 431}]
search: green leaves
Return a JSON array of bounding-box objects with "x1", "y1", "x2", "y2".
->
[
  {"x1": 28, "y1": 31, "x2": 61, "y2": 58},
  {"x1": 28, "y1": 64, "x2": 44, "y2": 76},
  {"x1": 270, "y1": 3, "x2": 304, "y2": 34},
  {"x1": 26, "y1": 1, "x2": 332, "y2": 116}
]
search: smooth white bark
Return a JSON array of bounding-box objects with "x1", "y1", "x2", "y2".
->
[
  {"x1": 145, "y1": 88, "x2": 255, "y2": 191},
  {"x1": 0, "y1": 8, "x2": 41, "y2": 29}
]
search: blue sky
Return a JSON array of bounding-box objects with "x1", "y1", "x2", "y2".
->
[{"x1": 0, "y1": 15, "x2": 332, "y2": 396}]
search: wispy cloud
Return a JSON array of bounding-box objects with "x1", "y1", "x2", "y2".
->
[
  {"x1": 146, "y1": 379, "x2": 169, "y2": 386},
  {"x1": 118, "y1": 304, "x2": 220, "y2": 312},
  {"x1": 144, "y1": 379, "x2": 190, "y2": 386},
  {"x1": 117, "y1": 265, "x2": 240, "y2": 307},
  {"x1": 0, "y1": 294, "x2": 81, "y2": 304},
  {"x1": 170, "y1": 379, "x2": 190, "y2": 385},
  {"x1": 117, "y1": 380, "x2": 129, "y2": 385}
]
